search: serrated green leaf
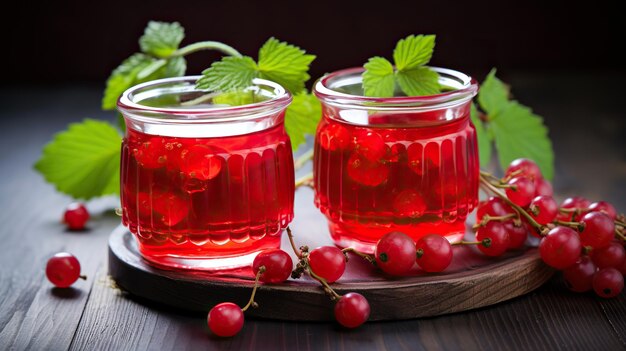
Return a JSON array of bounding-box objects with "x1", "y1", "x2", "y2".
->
[
  {"x1": 34, "y1": 119, "x2": 122, "y2": 199},
  {"x1": 139, "y1": 21, "x2": 184, "y2": 58},
  {"x1": 478, "y1": 68, "x2": 510, "y2": 117},
  {"x1": 257, "y1": 37, "x2": 316, "y2": 94},
  {"x1": 285, "y1": 93, "x2": 321, "y2": 150},
  {"x1": 196, "y1": 56, "x2": 258, "y2": 92},
  {"x1": 470, "y1": 102, "x2": 492, "y2": 167},
  {"x1": 396, "y1": 67, "x2": 440, "y2": 96},
  {"x1": 137, "y1": 59, "x2": 167, "y2": 80},
  {"x1": 490, "y1": 102, "x2": 554, "y2": 179},
  {"x1": 362, "y1": 57, "x2": 395, "y2": 97},
  {"x1": 102, "y1": 54, "x2": 156, "y2": 110},
  {"x1": 393, "y1": 34, "x2": 436, "y2": 71},
  {"x1": 165, "y1": 56, "x2": 186, "y2": 77}
]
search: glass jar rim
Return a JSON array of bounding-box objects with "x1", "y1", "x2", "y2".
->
[
  {"x1": 313, "y1": 66, "x2": 478, "y2": 110},
  {"x1": 117, "y1": 76, "x2": 292, "y2": 124}
]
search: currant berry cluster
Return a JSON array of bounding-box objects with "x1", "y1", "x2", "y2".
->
[{"x1": 477, "y1": 158, "x2": 625, "y2": 299}]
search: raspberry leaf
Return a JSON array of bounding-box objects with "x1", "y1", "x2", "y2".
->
[
  {"x1": 362, "y1": 57, "x2": 395, "y2": 97},
  {"x1": 285, "y1": 93, "x2": 321, "y2": 150},
  {"x1": 139, "y1": 21, "x2": 185, "y2": 58}
]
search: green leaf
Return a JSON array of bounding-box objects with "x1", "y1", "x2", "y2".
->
[
  {"x1": 212, "y1": 89, "x2": 266, "y2": 106},
  {"x1": 137, "y1": 59, "x2": 167, "y2": 80},
  {"x1": 285, "y1": 93, "x2": 321, "y2": 150},
  {"x1": 470, "y1": 102, "x2": 492, "y2": 167},
  {"x1": 165, "y1": 56, "x2": 186, "y2": 77},
  {"x1": 478, "y1": 68, "x2": 510, "y2": 117},
  {"x1": 490, "y1": 102, "x2": 554, "y2": 180},
  {"x1": 196, "y1": 56, "x2": 258, "y2": 92},
  {"x1": 102, "y1": 54, "x2": 156, "y2": 110},
  {"x1": 139, "y1": 21, "x2": 184, "y2": 58},
  {"x1": 362, "y1": 57, "x2": 395, "y2": 97},
  {"x1": 393, "y1": 34, "x2": 436, "y2": 71},
  {"x1": 257, "y1": 37, "x2": 316, "y2": 94},
  {"x1": 34, "y1": 119, "x2": 122, "y2": 199},
  {"x1": 396, "y1": 67, "x2": 440, "y2": 96}
]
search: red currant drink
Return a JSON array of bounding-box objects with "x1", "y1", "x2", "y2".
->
[
  {"x1": 313, "y1": 67, "x2": 479, "y2": 252},
  {"x1": 118, "y1": 77, "x2": 294, "y2": 270}
]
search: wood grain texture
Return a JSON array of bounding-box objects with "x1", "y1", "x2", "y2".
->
[
  {"x1": 1, "y1": 75, "x2": 625, "y2": 350},
  {"x1": 108, "y1": 212, "x2": 555, "y2": 320}
]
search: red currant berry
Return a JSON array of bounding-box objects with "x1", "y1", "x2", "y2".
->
[
  {"x1": 207, "y1": 302, "x2": 244, "y2": 337},
  {"x1": 334, "y1": 292, "x2": 370, "y2": 328},
  {"x1": 415, "y1": 234, "x2": 453, "y2": 272},
  {"x1": 587, "y1": 201, "x2": 617, "y2": 220},
  {"x1": 353, "y1": 130, "x2": 387, "y2": 162},
  {"x1": 506, "y1": 158, "x2": 543, "y2": 181},
  {"x1": 504, "y1": 221, "x2": 528, "y2": 249},
  {"x1": 591, "y1": 242, "x2": 626, "y2": 269},
  {"x1": 375, "y1": 232, "x2": 416, "y2": 275},
  {"x1": 252, "y1": 249, "x2": 293, "y2": 284},
  {"x1": 579, "y1": 211, "x2": 615, "y2": 249},
  {"x1": 534, "y1": 178, "x2": 553, "y2": 197},
  {"x1": 476, "y1": 222, "x2": 510, "y2": 257},
  {"x1": 63, "y1": 203, "x2": 90, "y2": 230},
  {"x1": 539, "y1": 227, "x2": 582, "y2": 269},
  {"x1": 528, "y1": 195, "x2": 558, "y2": 225},
  {"x1": 476, "y1": 197, "x2": 515, "y2": 221},
  {"x1": 563, "y1": 256, "x2": 597, "y2": 292},
  {"x1": 617, "y1": 255, "x2": 626, "y2": 276},
  {"x1": 592, "y1": 268, "x2": 624, "y2": 298},
  {"x1": 505, "y1": 177, "x2": 536, "y2": 207},
  {"x1": 309, "y1": 246, "x2": 346, "y2": 283},
  {"x1": 346, "y1": 154, "x2": 389, "y2": 187},
  {"x1": 557, "y1": 196, "x2": 591, "y2": 222},
  {"x1": 46, "y1": 253, "x2": 82, "y2": 288}
]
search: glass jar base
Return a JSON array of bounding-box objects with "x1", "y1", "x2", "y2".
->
[
  {"x1": 328, "y1": 220, "x2": 466, "y2": 254},
  {"x1": 138, "y1": 249, "x2": 266, "y2": 271}
]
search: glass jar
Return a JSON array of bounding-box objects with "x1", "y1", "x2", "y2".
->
[
  {"x1": 313, "y1": 67, "x2": 479, "y2": 253},
  {"x1": 118, "y1": 76, "x2": 294, "y2": 270}
]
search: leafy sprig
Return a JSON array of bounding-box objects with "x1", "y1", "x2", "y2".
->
[
  {"x1": 362, "y1": 35, "x2": 440, "y2": 97},
  {"x1": 473, "y1": 69, "x2": 554, "y2": 179}
]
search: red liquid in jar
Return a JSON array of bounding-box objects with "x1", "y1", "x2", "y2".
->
[
  {"x1": 120, "y1": 123, "x2": 294, "y2": 265},
  {"x1": 313, "y1": 107, "x2": 479, "y2": 252}
]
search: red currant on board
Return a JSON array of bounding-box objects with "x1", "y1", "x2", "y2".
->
[
  {"x1": 63, "y1": 203, "x2": 90, "y2": 230},
  {"x1": 504, "y1": 221, "x2": 528, "y2": 249},
  {"x1": 579, "y1": 211, "x2": 615, "y2": 249},
  {"x1": 506, "y1": 158, "x2": 543, "y2": 181},
  {"x1": 334, "y1": 292, "x2": 370, "y2": 328},
  {"x1": 592, "y1": 268, "x2": 624, "y2": 298},
  {"x1": 539, "y1": 227, "x2": 582, "y2": 269},
  {"x1": 207, "y1": 302, "x2": 244, "y2": 337},
  {"x1": 252, "y1": 249, "x2": 293, "y2": 284},
  {"x1": 476, "y1": 222, "x2": 509, "y2": 257},
  {"x1": 375, "y1": 232, "x2": 416, "y2": 275},
  {"x1": 476, "y1": 197, "x2": 515, "y2": 220},
  {"x1": 505, "y1": 177, "x2": 536, "y2": 207},
  {"x1": 587, "y1": 201, "x2": 617, "y2": 220},
  {"x1": 528, "y1": 195, "x2": 558, "y2": 225},
  {"x1": 591, "y1": 242, "x2": 626, "y2": 269},
  {"x1": 309, "y1": 246, "x2": 346, "y2": 283},
  {"x1": 534, "y1": 178, "x2": 553, "y2": 197},
  {"x1": 556, "y1": 196, "x2": 591, "y2": 222},
  {"x1": 46, "y1": 253, "x2": 83, "y2": 288},
  {"x1": 415, "y1": 234, "x2": 453, "y2": 272},
  {"x1": 562, "y1": 256, "x2": 597, "y2": 292}
]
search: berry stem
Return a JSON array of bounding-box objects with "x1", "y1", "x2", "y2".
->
[
  {"x1": 171, "y1": 41, "x2": 242, "y2": 58},
  {"x1": 294, "y1": 149, "x2": 314, "y2": 171},
  {"x1": 615, "y1": 219, "x2": 626, "y2": 228},
  {"x1": 79, "y1": 275, "x2": 87, "y2": 280},
  {"x1": 501, "y1": 169, "x2": 523, "y2": 183},
  {"x1": 472, "y1": 213, "x2": 518, "y2": 229},
  {"x1": 452, "y1": 241, "x2": 482, "y2": 246},
  {"x1": 615, "y1": 229, "x2": 626, "y2": 242},
  {"x1": 341, "y1": 248, "x2": 376, "y2": 265},
  {"x1": 553, "y1": 220, "x2": 585, "y2": 232},
  {"x1": 307, "y1": 267, "x2": 342, "y2": 300},
  {"x1": 295, "y1": 173, "x2": 314, "y2": 189},
  {"x1": 242, "y1": 266, "x2": 264, "y2": 312},
  {"x1": 479, "y1": 173, "x2": 548, "y2": 235},
  {"x1": 286, "y1": 226, "x2": 303, "y2": 259}
]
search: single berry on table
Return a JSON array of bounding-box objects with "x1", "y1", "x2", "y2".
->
[
  {"x1": 375, "y1": 232, "x2": 417, "y2": 275},
  {"x1": 309, "y1": 246, "x2": 346, "y2": 283},
  {"x1": 592, "y1": 268, "x2": 624, "y2": 298},
  {"x1": 63, "y1": 202, "x2": 90, "y2": 230},
  {"x1": 253, "y1": 249, "x2": 293, "y2": 283},
  {"x1": 539, "y1": 227, "x2": 582, "y2": 269},
  {"x1": 207, "y1": 302, "x2": 244, "y2": 337},
  {"x1": 46, "y1": 252, "x2": 83, "y2": 288},
  {"x1": 415, "y1": 234, "x2": 453, "y2": 272},
  {"x1": 334, "y1": 292, "x2": 370, "y2": 328}
]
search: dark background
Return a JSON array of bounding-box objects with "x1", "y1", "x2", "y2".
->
[{"x1": 5, "y1": 0, "x2": 623, "y2": 85}]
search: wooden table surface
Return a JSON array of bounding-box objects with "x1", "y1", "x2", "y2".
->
[{"x1": 1, "y1": 72, "x2": 625, "y2": 350}]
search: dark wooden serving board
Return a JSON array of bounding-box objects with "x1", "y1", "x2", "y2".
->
[{"x1": 109, "y1": 188, "x2": 554, "y2": 321}]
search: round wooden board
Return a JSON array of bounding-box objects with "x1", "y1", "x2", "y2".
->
[{"x1": 109, "y1": 188, "x2": 555, "y2": 321}]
